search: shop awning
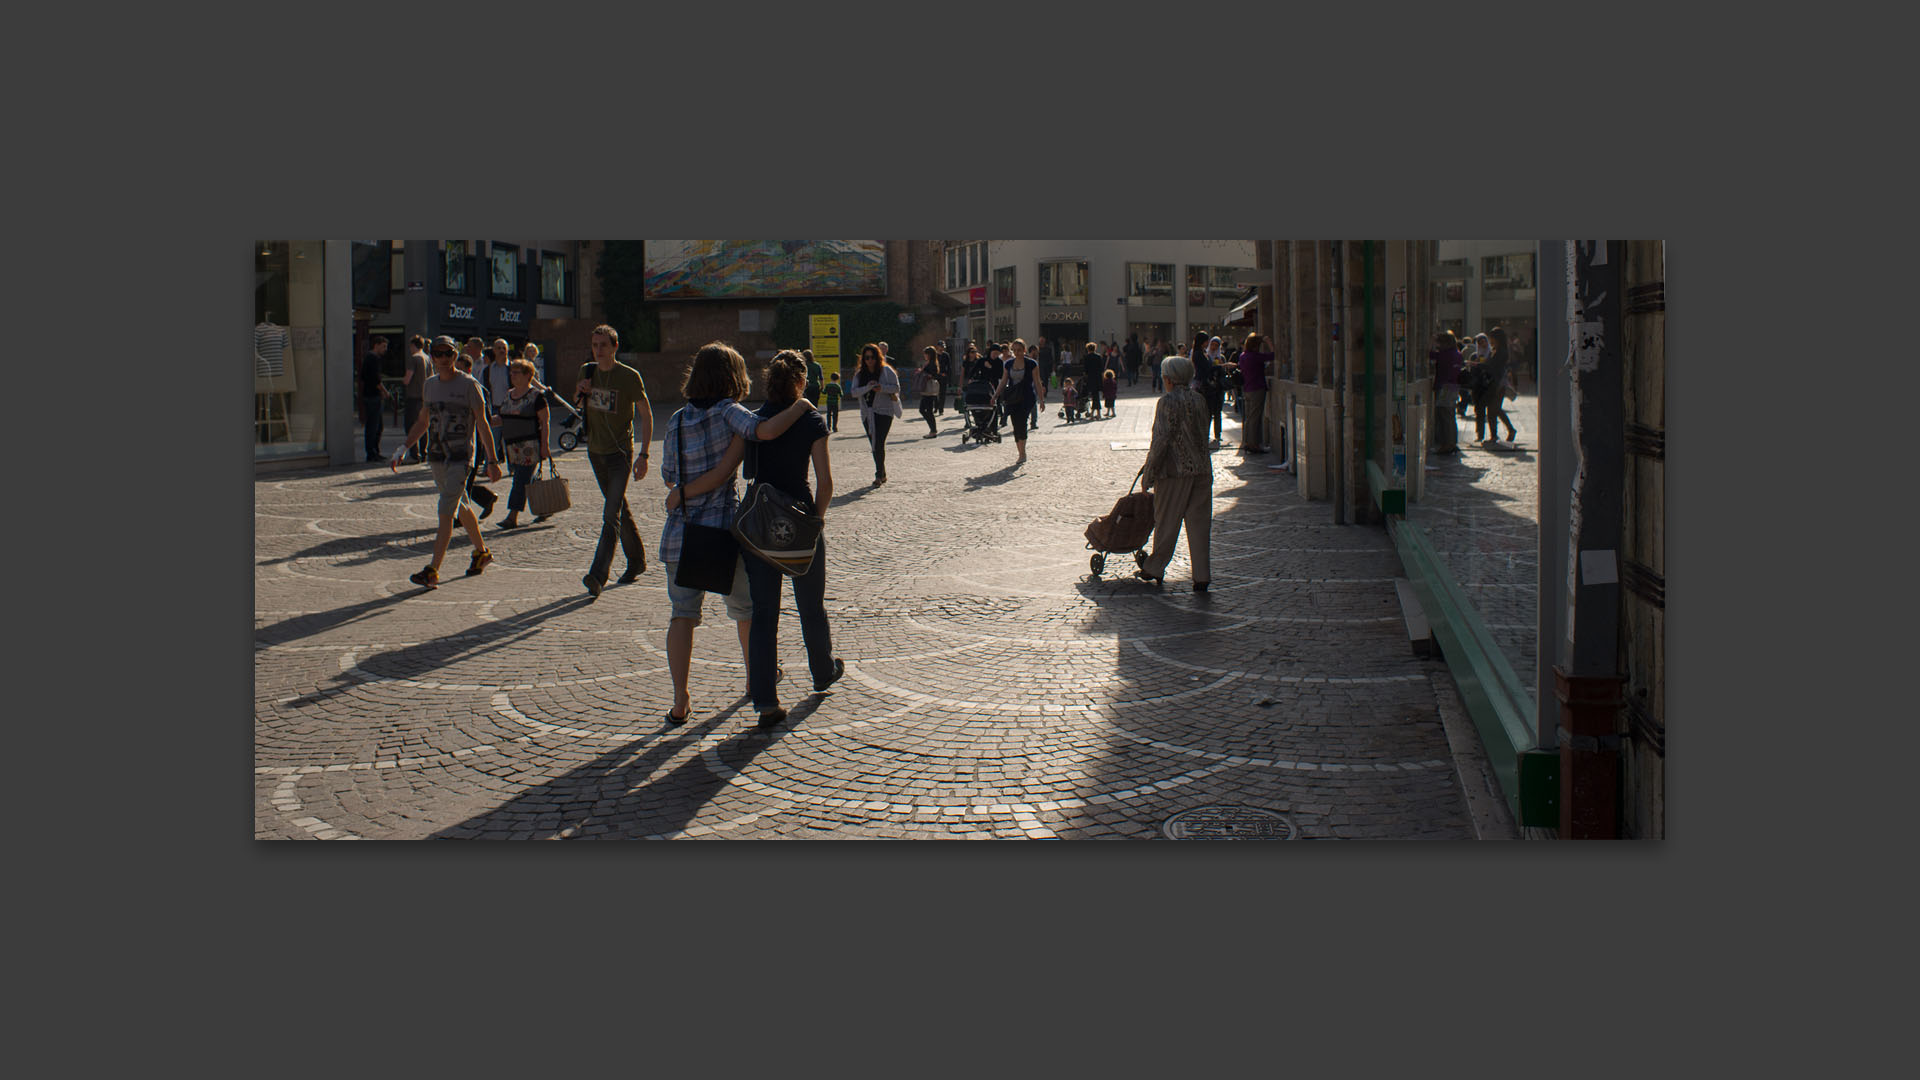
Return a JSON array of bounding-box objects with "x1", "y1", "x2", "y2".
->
[{"x1": 1224, "y1": 287, "x2": 1260, "y2": 325}]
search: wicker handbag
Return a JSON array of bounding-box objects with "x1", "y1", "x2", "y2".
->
[{"x1": 525, "y1": 459, "x2": 571, "y2": 517}]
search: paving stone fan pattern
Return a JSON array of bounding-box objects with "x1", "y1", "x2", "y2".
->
[{"x1": 256, "y1": 393, "x2": 1475, "y2": 839}]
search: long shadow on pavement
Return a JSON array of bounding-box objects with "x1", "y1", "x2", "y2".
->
[
  {"x1": 273, "y1": 594, "x2": 596, "y2": 708},
  {"x1": 427, "y1": 692, "x2": 832, "y2": 838}
]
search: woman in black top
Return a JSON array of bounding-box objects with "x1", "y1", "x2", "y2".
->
[
  {"x1": 682, "y1": 350, "x2": 841, "y2": 728},
  {"x1": 992, "y1": 338, "x2": 1041, "y2": 465},
  {"x1": 917, "y1": 346, "x2": 942, "y2": 438}
]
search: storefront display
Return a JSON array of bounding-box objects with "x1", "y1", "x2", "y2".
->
[{"x1": 255, "y1": 241, "x2": 328, "y2": 457}]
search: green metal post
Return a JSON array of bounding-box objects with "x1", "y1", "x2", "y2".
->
[{"x1": 1363, "y1": 241, "x2": 1375, "y2": 476}]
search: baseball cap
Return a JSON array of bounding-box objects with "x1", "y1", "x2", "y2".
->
[{"x1": 431, "y1": 335, "x2": 459, "y2": 352}]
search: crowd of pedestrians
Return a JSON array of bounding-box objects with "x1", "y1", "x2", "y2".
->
[{"x1": 371, "y1": 326, "x2": 1302, "y2": 722}]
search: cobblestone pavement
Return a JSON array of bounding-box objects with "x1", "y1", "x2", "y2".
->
[
  {"x1": 1408, "y1": 393, "x2": 1541, "y2": 711},
  {"x1": 256, "y1": 382, "x2": 1477, "y2": 839}
]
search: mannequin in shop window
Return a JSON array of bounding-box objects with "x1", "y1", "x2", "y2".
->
[{"x1": 255, "y1": 312, "x2": 290, "y2": 381}]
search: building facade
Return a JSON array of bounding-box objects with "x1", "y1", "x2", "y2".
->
[{"x1": 945, "y1": 240, "x2": 1256, "y2": 355}]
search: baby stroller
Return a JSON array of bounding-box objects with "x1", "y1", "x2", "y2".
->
[
  {"x1": 1083, "y1": 467, "x2": 1154, "y2": 577},
  {"x1": 546, "y1": 389, "x2": 587, "y2": 452},
  {"x1": 958, "y1": 378, "x2": 1003, "y2": 445}
]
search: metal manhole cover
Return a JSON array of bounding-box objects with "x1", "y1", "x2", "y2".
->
[{"x1": 1161, "y1": 805, "x2": 1296, "y2": 840}]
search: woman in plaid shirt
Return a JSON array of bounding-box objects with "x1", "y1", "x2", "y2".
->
[{"x1": 657, "y1": 342, "x2": 816, "y2": 725}]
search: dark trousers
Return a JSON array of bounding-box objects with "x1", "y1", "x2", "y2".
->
[
  {"x1": 869, "y1": 414, "x2": 892, "y2": 479},
  {"x1": 1207, "y1": 399, "x2": 1224, "y2": 441},
  {"x1": 745, "y1": 537, "x2": 834, "y2": 711},
  {"x1": 587, "y1": 449, "x2": 644, "y2": 581},
  {"x1": 827, "y1": 403, "x2": 839, "y2": 431},
  {"x1": 360, "y1": 395, "x2": 384, "y2": 459},
  {"x1": 403, "y1": 397, "x2": 424, "y2": 457},
  {"x1": 936, "y1": 379, "x2": 948, "y2": 413},
  {"x1": 505, "y1": 460, "x2": 536, "y2": 513},
  {"x1": 920, "y1": 395, "x2": 939, "y2": 433}
]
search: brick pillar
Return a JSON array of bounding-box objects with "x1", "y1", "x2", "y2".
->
[{"x1": 1555, "y1": 666, "x2": 1623, "y2": 838}]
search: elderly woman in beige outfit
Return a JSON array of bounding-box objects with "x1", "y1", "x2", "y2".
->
[{"x1": 1134, "y1": 353, "x2": 1213, "y2": 593}]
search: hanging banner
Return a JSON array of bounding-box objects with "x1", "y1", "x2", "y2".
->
[{"x1": 809, "y1": 314, "x2": 841, "y2": 373}]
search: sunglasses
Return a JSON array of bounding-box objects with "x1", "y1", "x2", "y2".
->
[{"x1": 431, "y1": 348, "x2": 455, "y2": 357}]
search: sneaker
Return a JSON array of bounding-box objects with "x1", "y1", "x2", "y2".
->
[
  {"x1": 814, "y1": 657, "x2": 845, "y2": 693},
  {"x1": 409, "y1": 565, "x2": 439, "y2": 589},
  {"x1": 466, "y1": 549, "x2": 492, "y2": 576},
  {"x1": 582, "y1": 573, "x2": 603, "y2": 599}
]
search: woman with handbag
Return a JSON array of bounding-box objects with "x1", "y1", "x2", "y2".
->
[
  {"x1": 1133, "y1": 353, "x2": 1215, "y2": 593},
  {"x1": 852, "y1": 343, "x2": 902, "y2": 485},
  {"x1": 674, "y1": 351, "x2": 841, "y2": 729},
  {"x1": 494, "y1": 359, "x2": 552, "y2": 530},
  {"x1": 656, "y1": 342, "x2": 818, "y2": 726}
]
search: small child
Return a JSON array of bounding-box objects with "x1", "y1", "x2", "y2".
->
[
  {"x1": 1060, "y1": 378, "x2": 1079, "y2": 422},
  {"x1": 823, "y1": 371, "x2": 842, "y2": 432},
  {"x1": 1102, "y1": 369, "x2": 1118, "y2": 418}
]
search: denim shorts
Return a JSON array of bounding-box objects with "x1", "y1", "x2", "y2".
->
[
  {"x1": 428, "y1": 459, "x2": 470, "y2": 519},
  {"x1": 663, "y1": 554, "x2": 752, "y2": 624}
]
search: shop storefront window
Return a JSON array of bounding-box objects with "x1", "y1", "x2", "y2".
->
[
  {"x1": 255, "y1": 240, "x2": 327, "y2": 459},
  {"x1": 540, "y1": 251, "x2": 568, "y2": 304},
  {"x1": 1209, "y1": 266, "x2": 1239, "y2": 306},
  {"x1": 351, "y1": 241, "x2": 392, "y2": 311},
  {"x1": 1038, "y1": 260, "x2": 1088, "y2": 306},
  {"x1": 994, "y1": 266, "x2": 1017, "y2": 308},
  {"x1": 444, "y1": 241, "x2": 471, "y2": 294},
  {"x1": 490, "y1": 243, "x2": 520, "y2": 300},
  {"x1": 1127, "y1": 263, "x2": 1173, "y2": 305},
  {"x1": 1481, "y1": 252, "x2": 1535, "y2": 301}
]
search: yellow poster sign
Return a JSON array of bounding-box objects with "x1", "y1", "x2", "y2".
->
[{"x1": 809, "y1": 314, "x2": 841, "y2": 373}]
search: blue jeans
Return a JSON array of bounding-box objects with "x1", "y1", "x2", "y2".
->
[
  {"x1": 745, "y1": 538, "x2": 834, "y2": 710},
  {"x1": 505, "y1": 460, "x2": 536, "y2": 514},
  {"x1": 587, "y1": 449, "x2": 644, "y2": 581}
]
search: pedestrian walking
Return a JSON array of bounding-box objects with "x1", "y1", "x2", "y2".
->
[
  {"x1": 1429, "y1": 330, "x2": 1463, "y2": 455},
  {"x1": 1476, "y1": 326, "x2": 1520, "y2": 446},
  {"x1": 450, "y1": 351, "x2": 499, "y2": 519},
  {"x1": 676, "y1": 351, "x2": 841, "y2": 730},
  {"x1": 1125, "y1": 333, "x2": 1144, "y2": 387},
  {"x1": 1238, "y1": 332, "x2": 1272, "y2": 454},
  {"x1": 853, "y1": 343, "x2": 902, "y2": 485},
  {"x1": 823, "y1": 370, "x2": 843, "y2": 432},
  {"x1": 658, "y1": 342, "x2": 820, "y2": 725},
  {"x1": 917, "y1": 346, "x2": 942, "y2": 438},
  {"x1": 494, "y1": 357, "x2": 552, "y2": 530},
  {"x1": 1195, "y1": 333, "x2": 1226, "y2": 448},
  {"x1": 391, "y1": 336, "x2": 501, "y2": 588},
  {"x1": 935, "y1": 343, "x2": 952, "y2": 415},
  {"x1": 803, "y1": 348, "x2": 824, "y2": 407},
  {"x1": 992, "y1": 337, "x2": 1042, "y2": 465},
  {"x1": 1102, "y1": 367, "x2": 1118, "y2": 418},
  {"x1": 401, "y1": 334, "x2": 429, "y2": 462},
  {"x1": 573, "y1": 323, "x2": 652, "y2": 598},
  {"x1": 1133, "y1": 353, "x2": 1213, "y2": 593},
  {"x1": 359, "y1": 334, "x2": 391, "y2": 462},
  {"x1": 481, "y1": 339, "x2": 513, "y2": 453}
]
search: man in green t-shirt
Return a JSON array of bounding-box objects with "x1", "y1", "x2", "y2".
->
[{"x1": 573, "y1": 324, "x2": 653, "y2": 598}]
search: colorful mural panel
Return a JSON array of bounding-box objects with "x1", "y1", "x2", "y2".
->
[{"x1": 644, "y1": 240, "x2": 887, "y2": 299}]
